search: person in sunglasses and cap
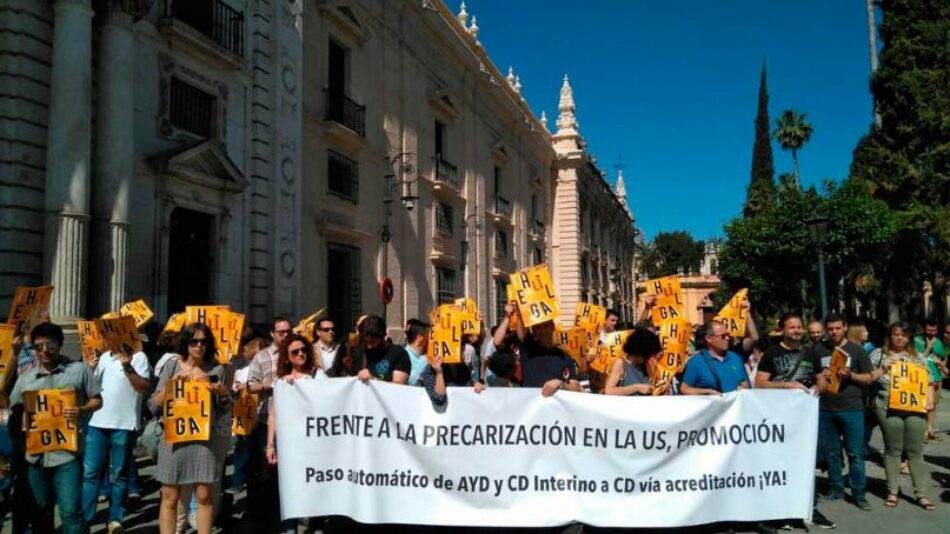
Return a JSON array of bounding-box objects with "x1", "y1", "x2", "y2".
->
[{"x1": 680, "y1": 320, "x2": 750, "y2": 395}]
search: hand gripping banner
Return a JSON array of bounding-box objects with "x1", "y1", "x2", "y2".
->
[{"x1": 274, "y1": 379, "x2": 817, "y2": 528}]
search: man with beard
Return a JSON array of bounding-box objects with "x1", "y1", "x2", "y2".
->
[{"x1": 354, "y1": 315, "x2": 410, "y2": 384}]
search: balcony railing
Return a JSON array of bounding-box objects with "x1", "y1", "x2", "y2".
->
[
  {"x1": 327, "y1": 150, "x2": 359, "y2": 203},
  {"x1": 324, "y1": 89, "x2": 366, "y2": 137},
  {"x1": 434, "y1": 156, "x2": 459, "y2": 189},
  {"x1": 531, "y1": 219, "x2": 545, "y2": 236},
  {"x1": 493, "y1": 196, "x2": 513, "y2": 218},
  {"x1": 171, "y1": 0, "x2": 245, "y2": 57}
]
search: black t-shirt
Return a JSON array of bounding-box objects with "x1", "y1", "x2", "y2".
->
[
  {"x1": 521, "y1": 333, "x2": 577, "y2": 388},
  {"x1": 354, "y1": 343, "x2": 411, "y2": 382},
  {"x1": 807, "y1": 340, "x2": 871, "y2": 412},
  {"x1": 758, "y1": 344, "x2": 814, "y2": 384}
]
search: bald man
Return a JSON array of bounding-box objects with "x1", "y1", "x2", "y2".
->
[{"x1": 807, "y1": 321, "x2": 824, "y2": 346}]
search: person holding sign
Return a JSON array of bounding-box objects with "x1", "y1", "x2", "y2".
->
[
  {"x1": 8, "y1": 322, "x2": 101, "y2": 534},
  {"x1": 492, "y1": 302, "x2": 580, "y2": 396},
  {"x1": 810, "y1": 313, "x2": 874, "y2": 511},
  {"x1": 353, "y1": 315, "x2": 411, "y2": 384},
  {"x1": 680, "y1": 320, "x2": 749, "y2": 395},
  {"x1": 604, "y1": 328, "x2": 665, "y2": 396},
  {"x1": 149, "y1": 323, "x2": 232, "y2": 534},
  {"x1": 868, "y1": 322, "x2": 935, "y2": 510}
]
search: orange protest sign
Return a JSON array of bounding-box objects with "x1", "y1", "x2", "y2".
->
[
  {"x1": 0, "y1": 324, "x2": 16, "y2": 390},
  {"x1": 573, "y1": 302, "x2": 606, "y2": 335},
  {"x1": 505, "y1": 283, "x2": 520, "y2": 330},
  {"x1": 826, "y1": 347, "x2": 849, "y2": 395},
  {"x1": 76, "y1": 320, "x2": 105, "y2": 364},
  {"x1": 589, "y1": 330, "x2": 633, "y2": 375},
  {"x1": 714, "y1": 289, "x2": 749, "y2": 337},
  {"x1": 24, "y1": 388, "x2": 78, "y2": 455},
  {"x1": 185, "y1": 305, "x2": 228, "y2": 330},
  {"x1": 454, "y1": 298, "x2": 481, "y2": 336},
  {"x1": 94, "y1": 315, "x2": 143, "y2": 355},
  {"x1": 5, "y1": 285, "x2": 53, "y2": 335},
  {"x1": 651, "y1": 359, "x2": 677, "y2": 395},
  {"x1": 119, "y1": 299, "x2": 154, "y2": 329},
  {"x1": 555, "y1": 326, "x2": 590, "y2": 371},
  {"x1": 293, "y1": 308, "x2": 326, "y2": 342},
  {"x1": 162, "y1": 313, "x2": 187, "y2": 334},
  {"x1": 509, "y1": 264, "x2": 559, "y2": 328},
  {"x1": 232, "y1": 389, "x2": 259, "y2": 436},
  {"x1": 427, "y1": 307, "x2": 463, "y2": 364},
  {"x1": 888, "y1": 361, "x2": 928, "y2": 414},
  {"x1": 186, "y1": 306, "x2": 242, "y2": 363},
  {"x1": 645, "y1": 275, "x2": 685, "y2": 326},
  {"x1": 163, "y1": 379, "x2": 212, "y2": 444}
]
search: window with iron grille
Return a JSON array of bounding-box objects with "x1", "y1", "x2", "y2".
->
[
  {"x1": 436, "y1": 202, "x2": 454, "y2": 237},
  {"x1": 327, "y1": 150, "x2": 359, "y2": 202},
  {"x1": 327, "y1": 242, "x2": 362, "y2": 335},
  {"x1": 436, "y1": 267, "x2": 456, "y2": 305},
  {"x1": 495, "y1": 279, "x2": 509, "y2": 324},
  {"x1": 170, "y1": 78, "x2": 216, "y2": 138},
  {"x1": 494, "y1": 230, "x2": 508, "y2": 259}
]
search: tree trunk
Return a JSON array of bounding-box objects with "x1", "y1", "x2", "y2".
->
[
  {"x1": 867, "y1": 0, "x2": 882, "y2": 128},
  {"x1": 792, "y1": 148, "x2": 801, "y2": 189}
]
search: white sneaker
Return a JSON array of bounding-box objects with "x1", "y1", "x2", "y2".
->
[{"x1": 107, "y1": 521, "x2": 125, "y2": 534}]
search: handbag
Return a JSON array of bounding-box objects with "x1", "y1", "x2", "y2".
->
[{"x1": 140, "y1": 417, "x2": 163, "y2": 462}]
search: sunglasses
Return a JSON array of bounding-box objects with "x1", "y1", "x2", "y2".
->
[
  {"x1": 274, "y1": 329, "x2": 292, "y2": 335},
  {"x1": 319, "y1": 327, "x2": 335, "y2": 332},
  {"x1": 289, "y1": 348, "x2": 307, "y2": 356},
  {"x1": 35, "y1": 342, "x2": 61, "y2": 351},
  {"x1": 708, "y1": 333, "x2": 730, "y2": 340},
  {"x1": 188, "y1": 339, "x2": 208, "y2": 347}
]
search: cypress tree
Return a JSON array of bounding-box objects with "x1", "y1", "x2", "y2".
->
[{"x1": 743, "y1": 64, "x2": 777, "y2": 218}]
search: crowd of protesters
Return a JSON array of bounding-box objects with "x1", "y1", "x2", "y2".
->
[{"x1": 1, "y1": 292, "x2": 948, "y2": 533}]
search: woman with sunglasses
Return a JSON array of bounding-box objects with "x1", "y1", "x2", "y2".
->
[
  {"x1": 149, "y1": 323, "x2": 232, "y2": 534},
  {"x1": 265, "y1": 333, "x2": 323, "y2": 533}
]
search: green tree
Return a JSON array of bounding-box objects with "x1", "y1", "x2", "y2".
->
[
  {"x1": 639, "y1": 231, "x2": 705, "y2": 279},
  {"x1": 773, "y1": 109, "x2": 814, "y2": 189},
  {"x1": 743, "y1": 64, "x2": 777, "y2": 218},
  {"x1": 850, "y1": 0, "x2": 950, "y2": 321}
]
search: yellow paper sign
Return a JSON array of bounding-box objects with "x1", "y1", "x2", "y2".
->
[
  {"x1": 573, "y1": 302, "x2": 606, "y2": 335},
  {"x1": 509, "y1": 264, "x2": 559, "y2": 329},
  {"x1": 427, "y1": 309, "x2": 463, "y2": 364},
  {"x1": 659, "y1": 318, "x2": 692, "y2": 373},
  {"x1": 94, "y1": 315, "x2": 143, "y2": 355},
  {"x1": 888, "y1": 361, "x2": 928, "y2": 414},
  {"x1": 76, "y1": 320, "x2": 105, "y2": 364},
  {"x1": 826, "y1": 347, "x2": 849, "y2": 395},
  {"x1": 216, "y1": 312, "x2": 245, "y2": 364},
  {"x1": 163, "y1": 313, "x2": 187, "y2": 334},
  {"x1": 24, "y1": 388, "x2": 78, "y2": 454},
  {"x1": 0, "y1": 324, "x2": 16, "y2": 390},
  {"x1": 714, "y1": 289, "x2": 749, "y2": 337},
  {"x1": 651, "y1": 359, "x2": 677, "y2": 395},
  {"x1": 454, "y1": 298, "x2": 481, "y2": 336},
  {"x1": 293, "y1": 308, "x2": 326, "y2": 342},
  {"x1": 163, "y1": 379, "x2": 212, "y2": 444},
  {"x1": 119, "y1": 299, "x2": 154, "y2": 329},
  {"x1": 232, "y1": 389, "x2": 259, "y2": 436},
  {"x1": 5, "y1": 285, "x2": 53, "y2": 335},
  {"x1": 555, "y1": 326, "x2": 591, "y2": 371},
  {"x1": 185, "y1": 305, "x2": 229, "y2": 330},
  {"x1": 645, "y1": 275, "x2": 685, "y2": 326},
  {"x1": 505, "y1": 283, "x2": 520, "y2": 330},
  {"x1": 589, "y1": 330, "x2": 633, "y2": 375}
]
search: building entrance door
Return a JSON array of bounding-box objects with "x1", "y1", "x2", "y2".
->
[{"x1": 167, "y1": 208, "x2": 213, "y2": 315}]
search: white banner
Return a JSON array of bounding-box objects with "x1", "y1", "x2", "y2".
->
[{"x1": 274, "y1": 378, "x2": 817, "y2": 528}]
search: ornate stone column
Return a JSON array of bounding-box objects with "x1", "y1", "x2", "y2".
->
[
  {"x1": 43, "y1": 0, "x2": 94, "y2": 323},
  {"x1": 91, "y1": 0, "x2": 145, "y2": 314}
]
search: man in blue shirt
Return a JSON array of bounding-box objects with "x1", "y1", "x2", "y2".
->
[{"x1": 681, "y1": 320, "x2": 749, "y2": 395}]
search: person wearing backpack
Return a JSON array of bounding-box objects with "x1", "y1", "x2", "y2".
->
[{"x1": 680, "y1": 320, "x2": 749, "y2": 395}]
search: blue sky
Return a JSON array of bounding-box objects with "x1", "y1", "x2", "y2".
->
[{"x1": 464, "y1": 0, "x2": 876, "y2": 240}]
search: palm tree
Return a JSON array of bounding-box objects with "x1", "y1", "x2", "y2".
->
[{"x1": 773, "y1": 109, "x2": 813, "y2": 189}]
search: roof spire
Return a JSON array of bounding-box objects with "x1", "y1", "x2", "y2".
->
[{"x1": 555, "y1": 74, "x2": 578, "y2": 135}]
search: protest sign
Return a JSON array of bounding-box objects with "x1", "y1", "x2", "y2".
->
[
  {"x1": 95, "y1": 315, "x2": 143, "y2": 355},
  {"x1": 233, "y1": 389, "x2": 260, "y2": 436},
  {"x1": 24, "y1": 388, "x2": 78, "y2": 455},
  {"x1": 505, "y1": 283, "x2": 520, "y2": 330},
  {"x1": 217, "y1": 312, "x2": 245, "y2": 364},
  {"x1": 5, "y1": 285, "x2": 53, "y2": 334},
  {"x1": 715, "y1": 289, "x2": 749, "y2": 337},
  {"x1": 163, "y1": 379, "x2": 212, "y2": 444},
  {"x1": 888, "y1": 361, "x2": 928, "y2": 414},
  {"x1": 589, "y1": 330, "x2": 632, "y2": 375},
  {"x1": 509, "y1": 265, "x2": 559, "y2": 328},
  {"x1": 0, "y1": 324, "x2": 15, "y2": 390},
  {"x1": 119, "y1": 299, "x2": 154, "y2": 329},
  {"x1": 573, "y1": 303, "x2": 606, "y2": 335},
  {"x1": 826, "y1": 347, "x2": 849, "y2": 395},
  {"x1": 555, "y1": 326, "x2": 590, "y2": 371},
  {"x1": 454, "y1": 298, "x2": 481, "y2": 336},
  {"x1": 428, "y1": 309, "x2": 463, "y2": 365},
  {"x1": 163, "y1": 313, "x2": 187, "y2": 334},
  {"x1": 644, "y1": 276, "x2": 685, "y2": 326},
  {"x1": 275, "y1": 379, "x2": 818, "y2": 527},
  {"x1": 77, "y1": 320, "x2": 105, "y2": 364},
  {"x1": 294, "y1": 308, "x2": 327, "y2": 342},
  {"x1": 651, "y1": 359, "x2": 677, "y2": 396}
]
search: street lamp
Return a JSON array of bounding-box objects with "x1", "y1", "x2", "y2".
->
[
  {"x1": 380, "y1": 153, "x2": 419, "y2": 244},
  {"x1": 807, "y1": 215, "x2": 830, "y2": 320}
]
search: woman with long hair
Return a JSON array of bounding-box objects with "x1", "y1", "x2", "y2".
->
[
  {"x1": 149, "y1": 323, "x2": 232, "y2": 534},
  {"x1": 266, "y1": 333, "x2": 322, "y2": 533},
  {"x1": 869, "y1": 321, "x2": 935, "y2": 510},
  {"x1": 604, "y1": 328, "x2": 668, "y2": 396}
]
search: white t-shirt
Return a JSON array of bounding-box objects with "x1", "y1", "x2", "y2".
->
[{"x1": 89, "y1": 351, "x2": 152, "y2": 431}]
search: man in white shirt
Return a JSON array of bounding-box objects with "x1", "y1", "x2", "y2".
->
[
  {"x1": 81, "y1": 347, "x2": 151, "y2": 533},
  {"x1": 315, "y1": 317, "x2": 342, "y2": 375}
]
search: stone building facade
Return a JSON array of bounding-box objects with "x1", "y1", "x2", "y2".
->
[{"x1": 1, "y1": 0, "x2": 638, "y2": 338}]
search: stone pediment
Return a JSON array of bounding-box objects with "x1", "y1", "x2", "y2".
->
[
  {"x1": 428, "y1": 88, "x2": 459, "y2": 121},
  {"x1": 156, "y1": 140, "x2": 247, "y2": 194}
]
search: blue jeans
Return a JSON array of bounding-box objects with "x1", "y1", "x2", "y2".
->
[
  {"x1": 82, "y1": 426, "x2": 133, "y2": 523},
  {"x1": 230, "y1": 435, "x2": 249, "y2": 488},
  {"x1": 26, "y1": 457, "x2": 85, "y2": 534},
  {"x1": 820, "y1": 409, "x2": 867, "y2": 499},
  {"x1": 99, "y1": 452, "x2": 140, "y2": 497}
]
